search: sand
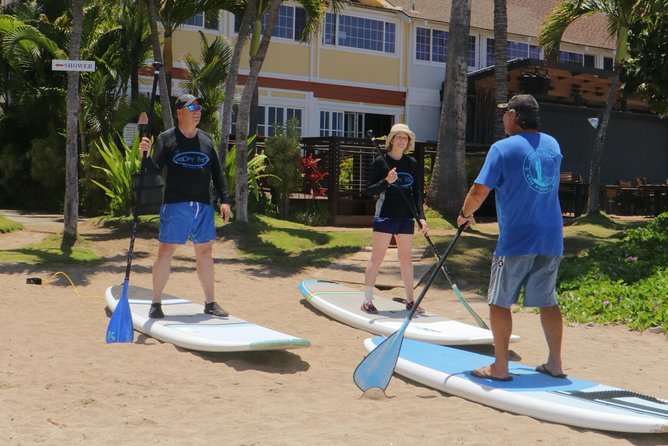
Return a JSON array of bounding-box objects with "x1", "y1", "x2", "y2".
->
[{"x1": 0, "y1": 210, "x2": 666, "y2": 445}]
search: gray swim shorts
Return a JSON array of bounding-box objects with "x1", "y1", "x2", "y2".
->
[{"x1": 487, "y1": 255, "x2": 562, "y2": 309}]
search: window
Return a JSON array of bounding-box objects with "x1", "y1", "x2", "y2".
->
[
  {"x1": 603, "y1": 57, "x2": 613, "y2": 71},
  {"x1": 416, "y1": 28, "x2": 475, "y2": 67},
  {"x1": 416, "y1": 28, "x2": 447, "y2": 63},
  {"x1": 320, "y1": 111, "x2": 344, "y2": 136},
  {"x1": 323, "y1": 13, "x2": 396, "y2": 54},
  {"x1": 257, "y1": 106, "x2": 303, "y2": 137},
  {"x1": 185, "y1": 11, "x2": 220, "y2": 31},
  {"x1": 559, "y1": 50, "x2": 584, "y2": 66},
  {"x1": 319, "y1": 111, "x2": 365, "y2": 137},
  {"x1": 486, "y1": 38, "x2": 541, "y2": 67},
  {"x1": 261, "y1": 5, "x2": 307, "y2": 41},
  {"x1": 584, "y1": 54, "x2": 595, "y2": 68}
]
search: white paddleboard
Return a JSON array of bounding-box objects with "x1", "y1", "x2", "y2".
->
[
  {"x1": 106, "y1": 285, "x2": 310, "y2": 352},
  {"x1": 299, "y1": 279, "x2": 519, "y2": 346},
  {"x1": 364, "y1": 337, "x2": 668, "y2": 433}
]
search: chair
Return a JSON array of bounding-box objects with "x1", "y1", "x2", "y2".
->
[
  {"x1": 601, "y1": 186, "x2": 620, "y2": 215},
  {"x1": 559, "y1": 172, "x2": 585, "y2": 217},
  {"x1": 616, "y1": 180, "x2": 639, "y2": 214}
]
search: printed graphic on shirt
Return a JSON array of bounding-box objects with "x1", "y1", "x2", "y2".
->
[
  {"x1": 390, "y1": 172, "x2": 414, "y2": 189},
  {"x1": 173, "y1": 152, "x2": 209, "y2": 169},
  {"x1": 523, "y1": 149, "x2": 559, "y2": 193}
]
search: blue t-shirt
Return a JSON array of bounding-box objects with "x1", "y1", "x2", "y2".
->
[{"x1": 475, "y1": 132, "x2": 564, "y2": 256}]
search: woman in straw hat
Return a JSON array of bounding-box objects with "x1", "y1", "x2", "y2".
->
[{"x1": 362, "y1": 123, "x2": 429, "y2": 314}]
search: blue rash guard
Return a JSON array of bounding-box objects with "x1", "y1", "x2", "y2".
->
[{"x1": 475, "y1": 132, "x2": 564, "y2": 256}]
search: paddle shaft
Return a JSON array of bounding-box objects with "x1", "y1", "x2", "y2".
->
[
  {"x1": 366, "y1": 130, "x2": 487, "y2": 328},
  {"x1": 353, "y1": 226, "x2": 464, "y2": 391},
  {"x1": 123, "y1": 62, "x2": 161, "y2": 281}
]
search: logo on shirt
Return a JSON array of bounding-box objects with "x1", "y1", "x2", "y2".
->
[
  {"x1": 390, "y1": 172, "x2": 414, "y2": 189},
  {"x1": 523, "y1": 149, "x2": 558, "y2": 193},
  {"x1": 173, "y1": 152, "x2": 209, "y2": 169}
]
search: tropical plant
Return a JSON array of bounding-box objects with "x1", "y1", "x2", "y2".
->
[
  {"x1": 538, "y1": 0, "x2": 666, "y2": 215},
  {"x1": 91, "y1": 134, "x2": 142, "y2": 216},
  {"x1": 264, "y1": 119, "x2": 302, "y2": 219},
  {"x1": 623, "y1": 11, "x2": 668, "y2": 117},
  {"x1": 426, "y1": 0, "x2": 470, "y2": 217},
  {"x1": 223, "y1": 135, "x2": 272, "y2": 202},
  {"x1": 181, "y1": 31, "x2": 233, "y2": 141},
  {"x1": 299, "y1": 152, "x2": 327, "y2": 197}
]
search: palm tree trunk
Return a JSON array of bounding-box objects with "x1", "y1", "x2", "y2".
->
[
  {"x1": 145, "y1": 0, "x2": 173, "y2": 130},
  {"x1": 587, "y1": 69, "x2": 620, "y2": 214},
  {"x1": 493, "y1": 0, "x2": 508, "y2": 141},
  {"x1": 234, "y1": 0, "x2": 280, "y2": 222},
  {"x1": 62, "y1": 0, "x2": 84, "y2": 248},
  {"x1": 427, "y1": 0, "x2": 471, "y2": 216},
  {"x1": 219, "y1": 2, "x2": 256, "y2": 164}
]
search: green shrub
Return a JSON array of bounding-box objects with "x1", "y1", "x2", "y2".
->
[
  {"x1": 558, "y1": 213, "x2": 668, "y2": 331},
  {"x1": 264, "y1": 119, "x2": 302, "y2": 219}
]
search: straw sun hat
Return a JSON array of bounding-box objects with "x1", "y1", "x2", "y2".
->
[{"x1": 386, "y1": 123, "x2": 415, "y2": 151}]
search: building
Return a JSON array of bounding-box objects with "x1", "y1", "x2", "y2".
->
[{"x1": 165, "y1": 0, "x2": 617, "y2": 142}]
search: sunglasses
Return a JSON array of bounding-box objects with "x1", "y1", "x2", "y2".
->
[{"x1": 185, "y1": 104, "x2": 202, "y2": 111}]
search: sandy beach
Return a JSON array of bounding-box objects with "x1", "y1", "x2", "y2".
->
[{"x1": 0, "y1": 210, "x2": 666, "y2": 445}]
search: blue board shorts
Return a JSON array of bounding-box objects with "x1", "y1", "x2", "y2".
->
[
  {"x1": 487, "y1": 255, "x2": 562, "y2": 309},
  {"x1": 372, "y1": 217, "x2": 414, "y2": 235},
  {"x1": 158, "y1": 202, "x2": 216, "y2": 244}
]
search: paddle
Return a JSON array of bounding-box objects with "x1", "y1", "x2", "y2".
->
[
  {"x1": 366, "y1": 130, "x2": 488, "y2": 329},
  {"x1": 353, "y1": 225, "x2": 464, "y2": 392},
  {"x1": 106, "y1": 62, "x2": 162, "y2": 343}
]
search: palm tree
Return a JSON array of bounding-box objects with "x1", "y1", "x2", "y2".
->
[
  {"x1": 233, "y1": 0, "x2": 281, "y2": 223},
  {"x1": 493, "y1": 0, "x2": 508, "y2": 141},
  {"x1": 538, "y1": 0, "x2": 663, "y2": 215},
  {"x1": 63, "y1": 0, "x2": 85, "y2": 248},
  {"x1": 181, "y1": 31, "x2": 233, "y2": 140},
  {"x1": 224, "y1": 0, "x2": 344, "y2": 222},
  {"x1": 426, "y1": 0, "x2": 471, "y2": 216},
  {"x1": 217, "y1": 0, "x2": 254, "y2": 171}
]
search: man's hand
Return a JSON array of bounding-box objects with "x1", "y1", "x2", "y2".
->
[
  {"x1": 139, "y1": 136, "x2": 152, "y2": 156},
  {"x1": 220, "y1": 203, "x2": 232, "y2": 223}
]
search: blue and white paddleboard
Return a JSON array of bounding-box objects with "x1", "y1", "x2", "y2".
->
[
  {"x1": 300, "y1": 279, "x2": 519, "y2": 346},
  {"x1": 106, "y1": 285, "x2": 310, "y2": 352},
  {"x1": 364, "y1": 337, "x2": 668, "y2": 433}
]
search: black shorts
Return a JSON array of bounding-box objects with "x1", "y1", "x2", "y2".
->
[{"x1": 372, "y1": 217, "x2": 414, "y2": 235}]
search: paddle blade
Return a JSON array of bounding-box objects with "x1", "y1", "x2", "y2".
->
[
  {"x1": 106, "y1": 280, "x2": 134, "y2": 343},
  {"x1": 353, "y1": 321, "x2": 408, "y2": 392}
]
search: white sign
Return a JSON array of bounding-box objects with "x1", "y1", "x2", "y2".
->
[
  {"x1": 51, "y1": 59, "x2": 96, "y2": 72},
  {"x1": 123, "y1": 123, "x2": 139, "y2": 148}
]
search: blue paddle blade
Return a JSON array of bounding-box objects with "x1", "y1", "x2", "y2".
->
[
  {"x1": 106, "y1": 280, "x2": 134, "y2": 343},
  {"x1": 353, "y1": 319, "x2": 409, "y2": 392}
]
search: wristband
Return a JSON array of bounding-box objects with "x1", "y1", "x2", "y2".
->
[{"x1": 459, "y1": 209, "x2": 471, "y2": 219}]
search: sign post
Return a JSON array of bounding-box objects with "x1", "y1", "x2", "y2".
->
[{"x1": 51, "y1": 59, "x2": 96, "y2": 72}]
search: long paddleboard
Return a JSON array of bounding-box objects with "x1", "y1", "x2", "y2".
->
[
  {"x1": 364, "y1": 337, "x2": 668, "y2": 433},
  {"x1": 299, "y1": 279, "x2": 519, "y2": 346},
  {"x1": 106, "y1": 285, "x2": 310, "y2": 352}
]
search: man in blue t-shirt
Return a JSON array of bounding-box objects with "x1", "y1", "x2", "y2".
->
[{"x1": 457, "y1": 94, "x2": 567, "y2": 382}]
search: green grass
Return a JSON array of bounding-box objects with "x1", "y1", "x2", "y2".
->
[
  {"x1": 0, "y1": 234, "x2": 100, "y2": 264},
  {"x1": 221, "y1": 214, "x2": 371, "y2": 267},
  {"x1": 0, "y1": 215, "x2": 22, "y2": 233}
]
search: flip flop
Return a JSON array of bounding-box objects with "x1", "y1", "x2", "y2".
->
[
  {"x1": 471, "y1": 367, "x2": 513, "y2": 382},
  {"x1": 535, "y1": 363, "x2": 567, "y2": 379}
]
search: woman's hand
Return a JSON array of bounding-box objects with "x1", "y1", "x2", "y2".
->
[
  {"x1": 386, "y1": 168, "x2": 398, "y2": 184},
  {"x1": 419, "y1": 219, "x2": 429, "y2": 236}
]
